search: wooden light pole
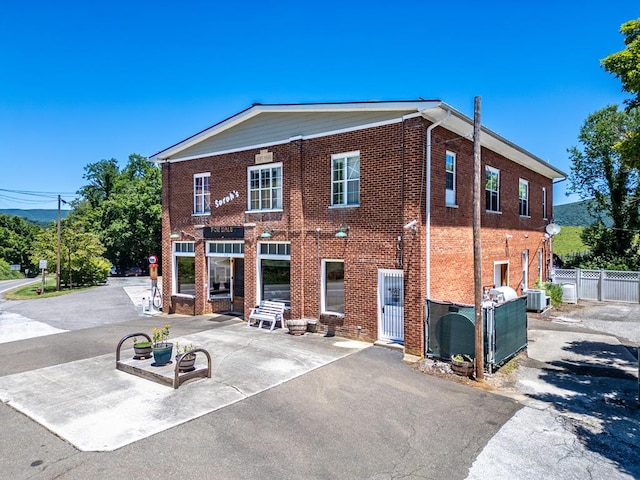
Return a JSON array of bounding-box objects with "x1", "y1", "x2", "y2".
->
[
  {"x1": 473, "y1": 96, "x2": 485, "y2": 380},
  {"x1": 56, "y1": 195, "x2": 61, "y2": 292}
]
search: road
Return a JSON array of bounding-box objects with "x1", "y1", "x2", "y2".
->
[{"x1": 0, "y1": 277, "x2": 520, "y2": 479}]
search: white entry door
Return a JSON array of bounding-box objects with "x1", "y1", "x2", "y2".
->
[{"x1": 378, "y1": 269, "x2": 404, "y2": 343}]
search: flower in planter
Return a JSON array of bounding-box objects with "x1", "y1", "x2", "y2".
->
[
  {"x1": 452, "y1": 354, "x2": 473, "y2": 363},
  {"x1": 175, "y1": 342, "x2": 196, "y2": 359},
  {"x1": 152, "y1": 323, "x2": 170, "y2": 347}
]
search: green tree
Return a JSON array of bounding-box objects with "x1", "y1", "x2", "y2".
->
[
  {"x1": 601, "y1": 18, "x2": 640, "y2": 168},
  {"x1": 567, "y1": 105, "x2": 640, "y2": 263},
  {"x1": 77, "y1": 158, "x2": 120, "y2": 208},
  {"x1": 30, "y1": 220, "x2": 110, "y2": 287},
  {"x1": 70, "y1": 153, "x2": 161, "y2": 272},
  {"x1": 0, "y1": 213, "x2": 42, "y2": 275},
  {"x1": 601, "y1": 19, "x2": 640, "y2": 109}
]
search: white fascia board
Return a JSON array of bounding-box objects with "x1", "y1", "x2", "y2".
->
[
  {"x1": 420, "y1": 103, "x2": 566, "y2": 180},
  {"x1": 150, "y1": 101, "x2": 439, "y2": 162}
]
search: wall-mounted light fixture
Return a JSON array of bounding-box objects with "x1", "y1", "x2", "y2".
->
[
  {"x1": 335, "y1": 224, "x2": 350, "y2": 238},
  {"x1": 260, "y1": 227, "x2": 274, "y2": 238},
  {"x1": 170, "y1": 229, "x2": 196, "y2": 240}
]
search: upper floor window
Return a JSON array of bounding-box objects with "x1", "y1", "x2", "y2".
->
[
  {"x1": 485, "y1": 166, "x2": 500, "y2": 212},
  {"x1": 519, "y1": 179, "x2": 529, "y2": 216},
  {"x1": 445, "y1": 151, "x2": 456, "y2": 206},
  {"x1": 331, "y1": 152, "x2": 360, "y2": 206},
  {"x1": 194, "y1": 173, "x2": 211, "y2": 215},
  {"x1": 248, "y1": 163, "x2": 282, "y2": 211},
  {"x1": 542, "y1": 187, "x2": 548, "y2": 219}
]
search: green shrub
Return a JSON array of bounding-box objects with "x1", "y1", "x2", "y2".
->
[
  {"x1": 543, "y1": 282, "x2": 563, "y2": 307},
  {"x1": 0, "y1": 259, "x2": 22, "y2": 280}
]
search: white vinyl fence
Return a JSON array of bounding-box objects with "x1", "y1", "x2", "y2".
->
[{"x1": 553, "y1": 268, "x2": 640, "y2": 303}]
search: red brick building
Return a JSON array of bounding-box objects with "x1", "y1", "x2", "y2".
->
[{"x1": 150, "y1": 100, "x2": 565, "y2": 357}]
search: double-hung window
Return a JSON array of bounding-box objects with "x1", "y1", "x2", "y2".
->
[
  {"x1": 194, "y1": 173, "x2": 211, "y2": 215},
  {"x1": 445, "y1": 151, "x2": 456, "y2": 206},
  {"x1": 542, "y1": 187, "x2": 547, "y2": 219},
  {"x1": 519, "y1": 179, "x2": 529, "y2": 216},
  {"x1": 331, "y1": 152, "x2": 360, "y2": 206},
  {"x1": 485, "y1": 166, "x2": 500, "y2": 212},
  {"x1": 248, "y1": 163, "x2": 282, "y2": 211}
]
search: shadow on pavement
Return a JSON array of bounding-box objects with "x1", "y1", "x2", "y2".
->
[{"x1": 528, "y1": 339, "x2": 640, "y2": 478}]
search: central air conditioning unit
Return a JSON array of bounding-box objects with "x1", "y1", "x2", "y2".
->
[{"x1": 525, "y1": 289, "x2": 549, "y2": 312}]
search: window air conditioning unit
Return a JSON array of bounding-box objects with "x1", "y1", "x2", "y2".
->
[{"x1": 525, "y1": 289, "x2": 549, "y2": 312}]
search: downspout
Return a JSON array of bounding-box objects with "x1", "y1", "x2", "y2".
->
[{"x1": 422, "y1": 110, "x2": 450, "y2": 299}]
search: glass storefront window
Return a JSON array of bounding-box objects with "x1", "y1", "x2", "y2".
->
[
  {"x1": 176, "y1": 256, "x2": 195, "y2": 295},
  {"x1": 261, "y1": 259, "x2": 290, "y2": 306}
]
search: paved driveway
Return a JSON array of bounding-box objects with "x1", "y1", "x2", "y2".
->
[{"x1": 0, "y1": 279, "x2": 522, "y2": 479}]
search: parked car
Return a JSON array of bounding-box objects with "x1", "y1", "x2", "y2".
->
[{"x1": 124, "y1": 266, "x2": 143, "y2": 277}]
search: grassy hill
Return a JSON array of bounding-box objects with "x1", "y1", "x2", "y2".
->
[
  {"x1": 552, "y1": 225, "x2": 588, "y2": 255},
  {"x1": 553, "y1": 199, "x2": 611, "y2": 227},
  {"x1": 0, "y1": 209, "x2": 69, "y2": 226}
]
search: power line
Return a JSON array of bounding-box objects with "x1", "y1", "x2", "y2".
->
[{"x1": 0, "y1": 188, "x2": 78, "y2": 207}]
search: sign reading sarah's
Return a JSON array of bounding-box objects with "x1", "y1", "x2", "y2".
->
[{"x1": 215, "y1": 190, "x2": 240, "y2": 208}]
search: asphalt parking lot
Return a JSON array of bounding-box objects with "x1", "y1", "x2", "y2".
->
[
  {"x1": 0, "y1": 278, "x2": 523, "y2": 479},
  {"x1": 1, "y1": 278, "x2": 639, "y2": 479}
]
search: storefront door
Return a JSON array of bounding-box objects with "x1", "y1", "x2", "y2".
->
[{"x1": 232, "y1": 258, "x2": 245, "y2": 313}]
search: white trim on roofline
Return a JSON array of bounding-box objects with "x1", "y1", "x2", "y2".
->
[{"x1": 150, "y1": 100, "x2": 566, "y2": 180}]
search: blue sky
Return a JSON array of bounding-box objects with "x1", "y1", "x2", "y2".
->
[{"x1": 0, "y1": 0, "x2": 637, "y2": 210}]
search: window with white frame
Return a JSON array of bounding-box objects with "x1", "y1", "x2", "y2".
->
[
  {"x1": 542, "y1": 187, "x2": 547, "y2": 219},
  {"x1": 537, "y1": 248, "x2": 543, "y2": 281},
  {"x1": 445, "y1": 151, "x2": 456, "y2": 206},
  {"x1": 258, "y1": 242, "x2": 290, "y2": 306},
  {"x1": 193, "y1": 173, "x2": 211, "y2": 215},
  {"x1": 519, "y1": 179, "x2": 529, "y2": 216},
  {"x1": 173, "y1": 242, "x2": 195, "y2": 296},
  {"x1": 485, "y1": 166, "x2": 500, "y2": 212},
  {"x1": 248, "y1": 163, "x2": 282, "y2": 211},
  {"x1": 331, "y1": 152, "x2": 360, "y2": 206},
  {"x1": 522, "y1": 249, "x2": 529, "y2": 291},
  {"x1": 322, "y1": 259, "x2": 345, "y2": 314}
]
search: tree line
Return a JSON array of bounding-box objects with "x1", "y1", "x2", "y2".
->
[
  {"x1": 566, "y1": 19, "x2": 640, "y2": 270},
  {"x1": 0, "y1": 154, "x2": 161, "y2": 286}
]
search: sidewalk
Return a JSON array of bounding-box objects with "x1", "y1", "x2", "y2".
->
[{"x1": 0, "y1": 322, "x2": 369, "y2": 451}]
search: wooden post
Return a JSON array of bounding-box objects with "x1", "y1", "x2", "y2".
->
[
  {"x1": 473, "y1": 96, "x2": 484, "y2": 380},
  {"x1": 56, "y1": 194, "x2": 61, "y2": 292}
]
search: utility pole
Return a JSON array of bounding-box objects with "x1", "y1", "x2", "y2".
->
[
  {"x1": 473, "y1": 96, "x2": 485, "y2": 380},
  {"x1": 57, "y1": 195, "x2": 61, "y2": 292}
]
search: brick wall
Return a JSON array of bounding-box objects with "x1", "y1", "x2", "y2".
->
[{"x1": 161, "y1": 115, "x2": 555, "y2": 357}]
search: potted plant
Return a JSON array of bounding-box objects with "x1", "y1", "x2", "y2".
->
[
  {"x1": 132, "y1": 337, "x2": 152, "y2": 359},
  {"x1": 151, "y1": 323, "x2": 173, "y2": 366},
  {"x1": 451, "y1": 354, "x2": 474, "y2": 377},
  {"x1": 287, "y1": 319, "x2": 308, "y2": 336},
  {"x1": 175, "y1": 342, "x2": 197, "y2": 372}
]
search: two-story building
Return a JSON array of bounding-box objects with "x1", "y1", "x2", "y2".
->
[{"x1": 150, "y1": 100, "x2": 565, "y2": 357}]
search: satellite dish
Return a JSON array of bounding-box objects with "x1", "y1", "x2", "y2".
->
[{"x1": 545, "y1": 223, "x2": 561, "y2": 236}]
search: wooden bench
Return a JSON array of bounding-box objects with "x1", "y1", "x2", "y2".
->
[{"x1": 248, "y1": 300, "x2": 286, "y2": 331}]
